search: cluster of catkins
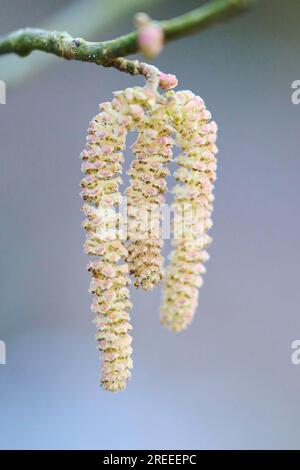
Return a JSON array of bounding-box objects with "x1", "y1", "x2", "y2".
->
[{"x1": 80, "y1": 76, "x2": 218, "y2": 392}]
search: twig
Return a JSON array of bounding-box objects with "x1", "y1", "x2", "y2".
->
[
  {"x1": 0, "y1": 0, "x2": 253, "y2": 82},
  {"x1": 0, "y1": 0, "x2": 163, "y2": 88}
]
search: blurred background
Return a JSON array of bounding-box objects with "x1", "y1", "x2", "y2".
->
[{"x1": 0, "y1": 0, "x2": 300, "y2": 450}]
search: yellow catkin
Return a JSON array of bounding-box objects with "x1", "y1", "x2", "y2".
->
[
  {"x1": 80, "y1": 74, "x2": 219, "y2": 388},
  {"x1": 160, "y1": 90, "x2": 218, "y2": 332},
  {"x1": 126, "y1": 96, "x2": 175, "y2": 290},
  {"x1": 80, "y1": 86, "x2": 159, "y2": 391}
]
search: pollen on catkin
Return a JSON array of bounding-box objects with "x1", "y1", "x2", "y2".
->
[
  {"x1": 80, "y1": 67, "x2": 219, "y2": 390},
  {"x1": 80, "y1": 94, "x2": 139, "y2": 391},
  {"x1": 80, "y1": 85, "x2": 161, "y2": 391},
  {"x1": 160, "y1": 91, "x2": 218, "y2": 332},
  {"x1": 126, "y1": 96, "x2": 175, "y2": 290}
]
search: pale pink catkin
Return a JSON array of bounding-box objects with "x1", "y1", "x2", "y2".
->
[{"x1": 160, "y1": 90, "x2": 218, "y2": 332}]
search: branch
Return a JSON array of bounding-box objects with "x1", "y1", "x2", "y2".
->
[
  {"x1": 0, "y1": 0, "x2": 253, "y2": 82},
  {"x1": 0, "y1": 0, "x2": 163, "y2": 89}
]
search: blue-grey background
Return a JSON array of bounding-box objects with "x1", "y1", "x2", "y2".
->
[{"x1": 0, "y1": 0, "x2": 300, "y2": 450}]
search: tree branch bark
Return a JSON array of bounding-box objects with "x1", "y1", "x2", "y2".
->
[{"x1": 0, "y1": 0, "x2": 253, "y2": 80}]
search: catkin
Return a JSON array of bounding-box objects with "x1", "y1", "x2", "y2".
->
[
  {"x1": 160, "y1": 91, "x2": 218, "y2": 332},
  {"x1": 80, "y1": 73, "x2": 219, "y2": 390},
  {"x1": 126, "y1": 96, "x2": 174, "y2": 290},
  {"x1": 80, "y1": 86, "x2": 159, "y2": 391},
  {"x1": 80, "y1": 93, "x2": 137, "y2": 391}
]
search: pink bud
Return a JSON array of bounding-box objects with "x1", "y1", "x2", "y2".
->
[
  {"x1": 159, "y1": 73, "x2": 178, "y2": 90},
  {"x1": 138, "y1": 23, "x2": 164, "y2": 59}
]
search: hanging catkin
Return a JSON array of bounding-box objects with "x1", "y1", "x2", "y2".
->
[
  {"x1": 80, "y1": 99, "x2": 132, "y2": 392},
  {"x1": 126, "y1": 96, "x2": 175, "y2": 290},
  {"x1": 160, "y1": 90, "x2": 218, "y2": 332},
  {"x1": 80, "y1": 85, "x2": 161, "y2": 391},
  {"x1": 79, "y1": 66, "x2": 219, "y2": 390}
]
